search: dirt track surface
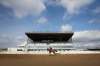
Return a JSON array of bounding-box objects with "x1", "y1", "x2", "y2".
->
[{"x1": 0, "y1": 54, "x2": 100, "y2": 66}]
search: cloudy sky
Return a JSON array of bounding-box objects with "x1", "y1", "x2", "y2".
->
[{"x1": 0, "y1": 0, "x2": 100, "y2": 48}]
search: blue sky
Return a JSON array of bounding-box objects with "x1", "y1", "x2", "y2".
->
[{"x1": 0, "y1": 0, "x2": 100, "y2": 48}]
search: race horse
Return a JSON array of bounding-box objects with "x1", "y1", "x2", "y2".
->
[{"x1": 47, "y1": 47, "x2": 57, "y2": 55}]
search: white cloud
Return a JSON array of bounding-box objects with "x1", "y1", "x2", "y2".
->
[
  {"x1": 73, "y1": 30, "x2": 100, "y2": 42},
  {"x1": 93, "y1": 7, "x2": 100, "y2": 14},
  {"x1": 72, "y1": 30, "x2": 100, "y2": 49},
  {"x1": 88, "y1": 19, "x2": 95, "y2": 24},
  {"x1": 0, "y1": 34, "x2": 26, "y2": 48},
  {"x1": 88, "y1": 19, "x2": 100, "y2": 24},
  {"x1": 58, "y1": 0, "x2": 94, "y2": 15},
  {"x1": 37, "y1": 17, "x2": 48, "y2": 24},
  {"x1": 0, "y1": 0, "x2": 46, "y2": 18},
  {"x1": 60, "y1": 24, "x2": 72, "y2": 32},
  {"x1": 44, "y1": 0, "x2": 94, "y2": 15},
  {"x1": 46, "y1": 0, "x2": 94, "y2": 21}
]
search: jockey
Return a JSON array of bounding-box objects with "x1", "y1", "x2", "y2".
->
[{"x1": 47, "y1": 47, "x2": 57, "y2": 55}]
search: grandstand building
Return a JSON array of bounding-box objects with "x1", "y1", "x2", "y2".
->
[{"x1": 19, "y1": 32, "x2": 74, "y2": 53}]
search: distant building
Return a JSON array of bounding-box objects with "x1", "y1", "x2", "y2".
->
[{"x1": 22, "y1": 32, "x2": 74, "y2": 53}]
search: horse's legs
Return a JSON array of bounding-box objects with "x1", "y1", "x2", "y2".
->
[
  {"x1": 53, "y1": 51, "x2": 56, "y2": 55},
  {"x1": 49, "y1": 51, "x2": 51, "y2": 54}
]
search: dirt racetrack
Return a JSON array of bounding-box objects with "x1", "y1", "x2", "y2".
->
[{"x1": 0, "y1": 54, "x2": 100, "y2": 66}]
